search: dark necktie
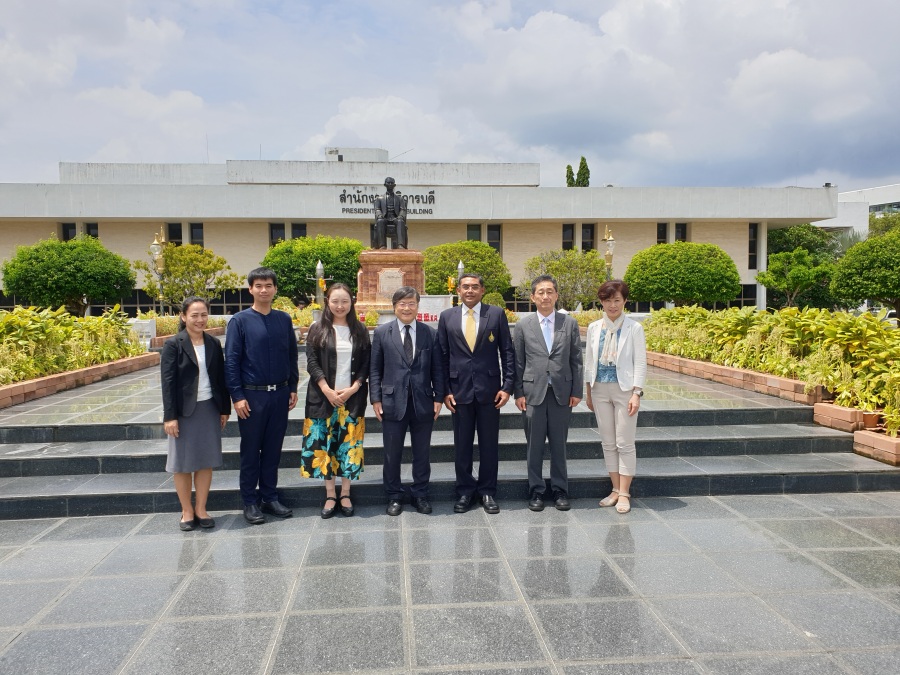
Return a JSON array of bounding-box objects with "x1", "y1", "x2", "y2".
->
[{"x1": 403, "y1": 324, "x2": 414, "y2": 362}]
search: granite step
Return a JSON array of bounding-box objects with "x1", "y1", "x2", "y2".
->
[
  {"x1": 0, "y1": 405, "x2": 815, "y2": 444},
  {"x1": 1, "y1": 454, "x2": 898, "y2": 520},
  {"x1": 0, "y1": 424, "x2": 853, "y2": 477}
]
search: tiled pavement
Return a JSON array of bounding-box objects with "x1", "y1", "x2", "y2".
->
[{"x1": 1, "y1": 493, "x2": 899, "y2": 674}]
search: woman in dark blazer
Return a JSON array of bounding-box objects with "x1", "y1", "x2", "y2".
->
[
  {"x1": 301, "y1": 283, "x2": 371, "y2": 518},
  {"x1": 161, "y1": 296, "x2": 231, "y2": 530}
]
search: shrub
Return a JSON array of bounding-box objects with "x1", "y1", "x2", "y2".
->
[
  {"x1": 643, "y1": 305, "x2": 900, "y2": 414},
  {"x1": 0, "y1": 306, "x2": 144, "y2": 385},
  {"x1": 133, "y1": 243, "x2": 240, "y2": 312},
  {"x1": 624, "y1": 242, "x2": 741, "y2": 306},
  {"x1": 2, "y1": 236, "x2": 135, "y2": 317},
  {"x1": 831, "y1": 228, "x2": 900, "y2": 315},
  {"x1": 262, "y1": 235, "x2": 364, "y2": 303},
  {"x1": 519, "y1": 249, "x2": 606, "y2": 310},
  {"x1": 482, "y1": 292, "x2": 505, "y2": 307},
  {"x1": 364, "y1": 310, "x2": 380, "y2": 328},
  {"x1": 423, "y1": 241, "x2": 511, "y2": 296}
]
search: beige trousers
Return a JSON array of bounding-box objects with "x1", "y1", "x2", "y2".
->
[{"x1": 590, "y1": 382, "x2": 638, "y2": 477}]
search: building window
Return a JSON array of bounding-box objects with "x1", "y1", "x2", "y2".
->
[
  {"x1": 167, "y1": 223, "x2": 183, "y2": 246},
  {"x1": 190, "y1": 223, "x2": 204, "y2": 247},
  {"x1": 748, "y1": 223, "x2": 759, "y2": 270},
  {"x1": 85, "y1": 222, "x2": 99, "y2": 238},
  {"x1": 562, "y1": 223, "x2": 575, "y2": 250},
  {"x1": 269, "y1": 223, "x2": 285, "y2": 246},
  {"x1": 467, "y1": 223, "x2": 481, "y2": 241},
  {"x1": 291, "y1": 223, "x2": 307, "y2": 239},
  {"x1": 675, "y1": 223, "x2": 688, "y2": 242},
  {"x1": 657, "y1": 223, "x2": 668, "y2": 244},
  {"x1": 487, "y1": 223, "x2": 502, "y2": 254},
  {"x1": 582, "y1": 224, "x2": 596, "y2": 252},
  {"x1": 60, "y1": 223, "x2": 77, "y2": 241}
]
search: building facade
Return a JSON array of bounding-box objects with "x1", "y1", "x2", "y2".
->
[{"x1": 0, "y1": 148, "x2": 838, "y2": 314}]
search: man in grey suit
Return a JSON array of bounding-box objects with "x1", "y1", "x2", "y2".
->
[
  {"x1": 370, "y1": 287, "x2": 445, "y2": 515},
  {"x1": 514, "y1": 275, "x2": 583, "y2": 511}
]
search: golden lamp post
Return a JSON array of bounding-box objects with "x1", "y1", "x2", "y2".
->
[
  {"x1": 601, "y1": 225, "x2": 616, "y2": 281},
  {"x1": 148, "y1": 229, "x2": 167, "y2": 314}
]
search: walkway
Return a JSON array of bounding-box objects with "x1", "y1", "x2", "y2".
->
[{"x1": 1, "y1": 494, "x2": 899, "y2": 673}]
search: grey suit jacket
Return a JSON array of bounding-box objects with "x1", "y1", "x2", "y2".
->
[{"x1": 513, "y1": 311, "x2": 583, "y2": 406}]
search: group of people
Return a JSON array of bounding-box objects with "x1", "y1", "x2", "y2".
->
[{"x1": 160, "y1": 266, "x2": 647, "y2": 529}]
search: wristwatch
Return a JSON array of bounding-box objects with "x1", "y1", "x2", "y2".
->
[{"x1": 632, "y1": 388, "x2": 644, "y2": 397}]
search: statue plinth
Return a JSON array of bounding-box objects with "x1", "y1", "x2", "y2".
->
[{"x1": 356, "y1": 249, "x2": 425, "y2": 314}]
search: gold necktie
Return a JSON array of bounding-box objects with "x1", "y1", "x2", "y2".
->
[{"x1": 465, "y1": 308, "x2": 477, "y2": 351}]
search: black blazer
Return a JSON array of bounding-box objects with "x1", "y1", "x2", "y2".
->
[
  {"x1": 305, "y1": 322, "x2": 371, "y2": 419},
  {"x1": 160, "y1": 331, "x2": 231, "y2": 422},
  {"x1": 369, "y1": 320, "x2": 445, "y2": 421},
  {"x1": 437, "y1": 303, "x2": 516, "y2": 406}
]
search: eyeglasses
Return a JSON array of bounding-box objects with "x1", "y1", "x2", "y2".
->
[
  {"x1": 396, "y1": 302, "x2": 418, "y2": 309},
  {"x1": 459, "y1": 284, "x2": 482, "y2": 291}
]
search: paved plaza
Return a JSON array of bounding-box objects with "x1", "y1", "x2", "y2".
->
[
  {"x1": 1, "y1": 493, "x2": 900, "y2": 674},
  {"x1": 1, "y1": 358, "x2": 899, "y2": 673}
]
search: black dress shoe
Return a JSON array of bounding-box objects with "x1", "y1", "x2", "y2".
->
[
  {"x1": 261, "y1": 500, "x2": 293, "y2": 518},
  {"x1": 411, "y1": 497, "x2": 432, "y2": 514},
  {"x1": 339, "y1": 494, "x2": 354, "y2": 517},
  {"x1": 386, "y1": 500, "x2": 403, "y2": 516},
  {"x1": 454, "y1": 494, "x2": 473, "y2": 513},
  {"x1": 197, "y1": 516, "x2": 215, "y2": 528},
  {"x1": 554, "y1": 491, "x2": 571, "y2": 511},
  {"x1": 243, "y1": 504, "x2": 265, "y2": 525},
  {"x1": 321, "y1": 496, "x2": 337, "y2": 519},
  {"x1": 179, "y1": 516, "x2": 197, "y2": 531},
  {"x1": 481, "y1": 495, "x2": 500, "y2": 514},
  {"x1": 528, "y1": 491, "x2": 545, "y2": 512}
]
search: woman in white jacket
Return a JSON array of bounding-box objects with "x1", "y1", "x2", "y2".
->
[{"x1": 584, "y1": 280, "x2": 647, "y2": 514}]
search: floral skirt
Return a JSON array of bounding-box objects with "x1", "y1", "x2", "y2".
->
[{"x1": 300, "y1": 406, "x2": 365, "y2": 480}]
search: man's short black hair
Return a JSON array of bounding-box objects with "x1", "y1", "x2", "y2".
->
[
  {"x1": 392, "y1": 286, "x2": 420, "y2": 305},
  {"x1": 531, "y1": 274, "x2": 558, "y2": 294},
  {"x1": 458, "y1": 272, "x2": 485, "y2": 287},
  {"x1": 247, "y1": 267, "x2": 277, "y2": 287}
]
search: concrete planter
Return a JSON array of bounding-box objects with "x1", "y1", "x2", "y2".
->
[
  {"x1": 646, "y1": 351, "x2": 825, "y2": 406},
  {"x1": 853, "y1": 429, "x2": 900, "y2": 466},
  {"x1": 0, "y1": 353, "x2": 160, "y2": 410},
  {"x1": 813, "y1": 402, "x2": 864, "y2": 433}
]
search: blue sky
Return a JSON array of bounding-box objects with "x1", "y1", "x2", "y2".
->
[{"x1": 1, "y1": 0, "x2": 897, "y2": 190}]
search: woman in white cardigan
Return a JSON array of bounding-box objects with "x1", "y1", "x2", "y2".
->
[{"x1": 584, "y1": 280, "x2": 647, "y2": 514}]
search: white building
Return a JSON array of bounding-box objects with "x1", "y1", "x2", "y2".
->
[{"x1": 0, "y1": 148, "x2": 838, "y2": 314}]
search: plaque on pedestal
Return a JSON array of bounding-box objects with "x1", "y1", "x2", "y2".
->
[{"x1": 356, "y1": 249, "x2": 425, "y2": 316}]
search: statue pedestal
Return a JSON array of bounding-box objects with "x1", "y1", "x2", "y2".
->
[{"x1": 356, "y1": 249, "x2": 425, "y2": 317}]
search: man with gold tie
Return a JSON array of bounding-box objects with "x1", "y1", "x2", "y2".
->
[{"x1": 437, "y1": 272, "x2": 516, "y2": 514}]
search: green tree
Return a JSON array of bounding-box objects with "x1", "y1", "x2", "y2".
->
[
  {"x1": 565, "y1": 164, "x2": 575, "y2": 187},
  {"x1": 756, "y1": 248, "x2": 832, "y2": 308},
  {"x1": 2, "y1": 235, "x2": 135, "y2": 316},
  {"x1": 575, "y1": 156, "x2": 590, "y2": 187},
  {"x1": 518, "y1": 248, "x2": 607, "y2": 310},
  {"x1": 868, "y1": 212, "x2": 900, "y2": 238},
  {"x1": 134, "y1": 243, "x2": 241, "y2": 311},
  {"x1": 423, "y1": 240, "x2": 511, "y2": 296},
  {"x1": 831, "y1": 228, "x2": 900, "y2": 314},
  {"x1": 767, "y1": 223, "x2": 841, "y2": 309},
  {"x1": 261, "y1": 235, "x2": 364, "y2": 303},
  {"x1": 624, "y1": 242, "x2": 741, "y2": 306}
]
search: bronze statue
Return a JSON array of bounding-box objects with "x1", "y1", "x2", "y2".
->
[{"x1": 373, "y1": 177, "x2": 408, "y2": 249}]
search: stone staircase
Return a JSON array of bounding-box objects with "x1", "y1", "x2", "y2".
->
[{"x1": 2, "y1": 402, "x2": 898, "y2": 520}]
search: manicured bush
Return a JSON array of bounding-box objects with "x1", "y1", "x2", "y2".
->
[
  {"x1": 519, "y1": 249, "x2": 606, "y2": 310},
  {"x1": 2, "y1": 236, "x2": 135, "y2": 317},
  {"x1": 423, "y1": 241, "x2": 511, "y2": 296},
  {"x1": 831, "y1": 228, "x2": 900, "y2": 315},
  {"x1": 482, "y1": 292, "x2": 506, "y2": 307},
  {"x1": 133, "y1": 243, "x2": 240, "y2": 312},
  {"x1": 262, "y1": 235, "x2": 364, "y2": 303},
  {"x1": 624, "y1": 242, "x2": 741, "y2": 306}
]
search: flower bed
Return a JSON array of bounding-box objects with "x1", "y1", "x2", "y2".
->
[{"x1": 0, "y1": 352, "x2": 159, "y2": 410}]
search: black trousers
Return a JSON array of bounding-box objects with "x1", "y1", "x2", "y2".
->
[
  {"x1": 382, "y1": 394, "x2": 434, "y2": 500},
  {"x1": 238, "y1": 387, "x2": 290, "y2": 505},
  {"x1": 453, "y1": 401, "x2": 500, "y2": 498}
]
